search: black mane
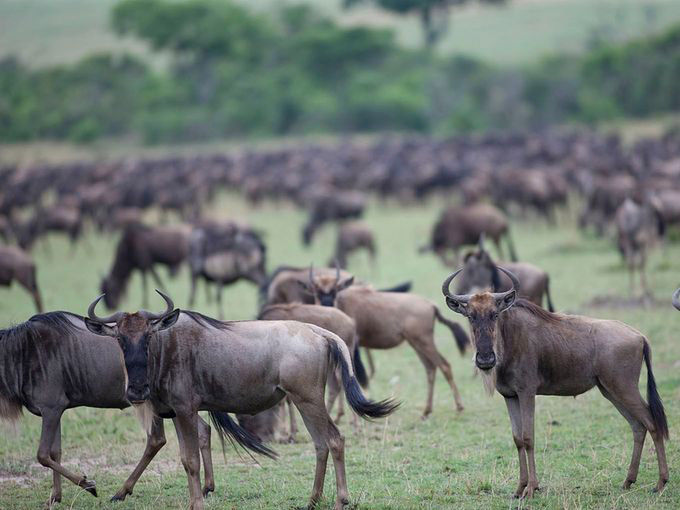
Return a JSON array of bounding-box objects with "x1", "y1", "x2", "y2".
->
[
  {"x1": 1, "y1": 311, "x2": 82, "y2": 343},
  {"x1": 510, "y1": 298, "x2": 562, "y2": 323},
  {"x1": 182, "y1": 310, "x2": 232, "y2": 330}
]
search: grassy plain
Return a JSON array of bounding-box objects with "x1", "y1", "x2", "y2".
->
[{"x1": 1, "y1": 191, "x2": 680, "y2": 509}]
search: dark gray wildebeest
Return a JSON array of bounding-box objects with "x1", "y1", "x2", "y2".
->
[
  {"x1": 615, "y1": 197, "x2": 665, "y2": 295},
  {"x1": 442, "y1": 267, "x2": 669, "y2": 498},
  {"x1": 420, "y1": 203, "x2": 518, "y2": 267},
  {"x1": 0, "y1": 244, "x2": 43, "y2": 313},
  {"x1": 0, "y1": 310, "x2": 255, "y2": 507},
  {"x1": 83, "y1": 290, "x2": 398, "y2": 510},
  {"x1": 455, "y1": 236, "x2": 554, "y2": 311},
  {"x1": 673, "y1": 288, "x2": 680, "y2": 311},
  {"x1": 302, "y1": 190, "x2": 366, "y2": 246},
  {"x1": 101, "y1": 222, "x2": 191, "y2": 308},
  {"x1": 305, "y1": 265, "x2": 469, "y2": 418},
  {"x1": 188, "y1": 220, "x2": 267, "y2": 318},
  {"x1": 329, "y1": 221, "x2": 376, "y2": 269}
]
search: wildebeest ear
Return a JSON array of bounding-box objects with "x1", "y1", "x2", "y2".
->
[
  {"x1": 496, "y1": 290, "x2": 517, "y2": 313},
  {"x1": 152, "y1": 309, "x2": 180, "y2": 332},
  {"x1": 84, "y1": 318, "x2": 117, "y2": 337},
  {"x1": 336, "y1": 277, "x2": 354, "y2": 292},
  {"x1": 445, "y1": 297, "x2": 468, "y2": 316}
]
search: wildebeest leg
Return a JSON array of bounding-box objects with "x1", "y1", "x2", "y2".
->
[
  {"x1": 505, "y1": 397, "x2": 528, "y2": 498},
  {"x1": 518, "y1": 393, "x2": 539, "y2": 498},
  {"x1": 287, "y1": 396, "x2": 298, "y2": 443},
  {"x1": 47, "y1": 423, "x2": 62, "y2": 508},
  {"x1": 197, "y1": 416, "x2": 215, "y2": 497},
  {"x1": 432, "y1": 348, "x2": 463, "y2": 412},
  {"x1": 149, "y1": 266, "x2": 165, "y2": 291},
  {"x1": 413, "y1": 348, "x2": 437, "y2": 419},
  {"x1": 364, "y1": 348, "x2": 375, "y2": 378},
  {"x1": 37, "y1": 408, "x2": 97, "y2": 497},
  {"x1": 111, "y1": 416, "x2": 167, "y2": 501},
  {"x1": 188, "y1": 273, "x2": 198, "y2": 308},
  {"x1": 216, "y1": 282, "x2": 225, "y2": 320},
  {"x1": 173, "y1": 413, "x2": 204, "y2": 510},
  {"x1": 327, "y1": 372, "x2": 343, "y2": 423},
  {"x1": 204, "y1": 280, "x2": 212, "y2": 304},
  {"x1": 493, "y1": 237, "x2": 505, "y2": 261},
  {"x1": 141, "y1": 271, "x2": 149, "y2": 308}
]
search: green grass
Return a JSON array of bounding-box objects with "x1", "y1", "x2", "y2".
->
[
  {"x1": 1, "y1": 192, "x2": 680, "y2": 509},
  {"x1": 3, "y1": 0, "x2": 680, "y2": 67}
]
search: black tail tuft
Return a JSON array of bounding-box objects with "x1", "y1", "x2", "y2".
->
[
  {"x1": 434, "y1": 308, "x2": 470, "y2": 355},
  {"x1": 209, "y1": 411, "x2": 278, "y2": 459},
  {"x1": 643, "y1": 341, "x2": 669, "y2": 440},
  {"x1": 353, "y1": 345, "x2": 369, "y2": 388},
  {"x1": 379, "y1": 281, "x2": 412, "y2": 293},
  {"x1": 329, "y1": 341, "x2": 399, "y2": 420}
]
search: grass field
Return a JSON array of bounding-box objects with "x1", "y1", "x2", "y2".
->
[
  {"x1": 2, "y1": 0, "x2": 680, "y2": 67},
  {"x1": 1, "y1": 191, "x2": 680, "y2": 509}
]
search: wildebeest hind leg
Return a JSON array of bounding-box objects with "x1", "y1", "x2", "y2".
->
[
  {"x1": 413, "y1": 348, "x2": 437, "y2": 419},
  {"x1": 47, "y1": 422, "x2": 62, "y2": 508},
  {"x1": 173, "y1": 413, "x2": 204, "y2": 510},
  {"x1": 326, "y1": 373, "x2": 343, "y2": 423},
  {"x1": 197, "y1": 416, "x2": 215, "y2": 497},
  {"x1": 433, "y1": 350, "x2": 463, "y2": 412},
  {"x1": 37, "y1": 409, "x2": 97, "y2": 498},
  {"x1": 111, "y1": 417, "x2": 167, "y2": 501}
]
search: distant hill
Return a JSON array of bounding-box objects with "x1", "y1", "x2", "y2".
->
[{"x1": 2, "y1": 0, "x2": 680, "y2": 67}]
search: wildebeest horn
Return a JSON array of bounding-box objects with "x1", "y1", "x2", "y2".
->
[
  {"x1": 491, "y1": 267, "x2": 521, "y2": 299},
  {"x1": 673, "y1": 287, "x2": 680, "y2": 311},
  {"x1": 441, "y1": 269, "x2": 470, "y2": 303},
  {"x1": 87, "y1": 294, "x2": 124, "y2": 323},
  {"x1": 308, "y1": 263, "x2": 315, "y2": 286},
  {"x1": 141, "y1": 289, "x2": 175, "y2": 320},
  {"x1": 334, "y1": 260, "x2": 341, "y2": 287}
]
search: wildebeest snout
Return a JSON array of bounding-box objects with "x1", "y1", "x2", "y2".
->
[
  {"x1": 475, "y1": 351, "x2": 496, "y2": 370},
  {"x1": 126, "y1": 384, "x2": 150, "y2": 404}
]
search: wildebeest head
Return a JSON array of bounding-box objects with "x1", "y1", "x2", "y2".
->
[
  {"x1": 442, "y1": 267, "x2": 519, "y2": 371},
  {"x1": 100, "y1": 276, "x2": 124, "y2": 309},
  {"x1": 673, "y1": 288, "x2": 680, "y2": 311},
  {"x1": 84, "y1": 289, "x2": 179, "y2": 404},
  {"x1": 300, "y1": 263, "x2": 354, "y2": 307}
]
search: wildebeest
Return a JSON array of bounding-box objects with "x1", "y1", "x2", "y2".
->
[
  {"x1": 615, "y1": 197, "x2": 665, "y2": 295},
  {"x1": 14, "y1": 203, "x2": 83, "y2": 251},
  {"x1": 420, "y1": 203, "x2": 518, "y2": 267},
  {"x1": 330, "y1": 221, "x2": 376, "y2": 269},
  {"x1": 0, "y1": 245, "x2": 43, "y2": 313},
  {"x1": 101, "y1": 222, "x2": 191, "y2": 308},
  {"x1": 673, "y1": 288, "x2": 680, "y2": 311},
  {"x1": 84, "y1": 291, "x2": 398, "y2": 510},
  {"x1": 0, "y1": 310, "x2": 221, "y2": 507},
  {"x1": 455, "y1": 237, "x2": 554, "y2": 311},
  {"x1": 302, "y1": 190, "x2": 366, "y2": 246},
  {"x1": 188, "y1": 221, "x2": 267, "y2": 318},
  {"x1": 442, "y1": 268, "x2": 669, "y2": 498},
  {"x1": 306, "y1": 266, "x2": 469, "y2": 418},
  {"x1": 259, "y1": 265, "x2": 355, "y2": 307}
]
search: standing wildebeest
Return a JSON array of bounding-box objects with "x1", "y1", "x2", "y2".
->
[
  {"x1": 615, "y1": 197, "x2": 665, "y2": 295},
  {"x1": 0, "y1": 311, "x2": 227, "y2": 507},
  {"x1": 259, "y1": 265, "x2": 356, "y2": 307},
  {"x1": 302, "y1": 190, "x2": 366, "y2": 246},
  {"x1": 84, "y1": 291, "x2": 398, "y2": 510},
  {"x1": 15, "y1": 203, "x2": 83, "y2": 251},
  {"x1": 420, "y1": 203, "x2": 518, "y2": 267},
  {"x1": 306, "y1": 266, "x2": 469, "y2": 418},
  {"x1": 188, "y1": 221, "x2": 267, "y2": 318},
  {"x1": 101, "y1": 222, "x2": 191, "y2": 308},
  {"x1": 456, "y1": 237, "x2": 554, "y2": 311},
  {"x1": 330, "y1": 221, "x2": 376, "y2": 269},
  {"x1": 442, "y1": 268, "x2": 669, "y2": 498},
  {"x1": 0, "y1": 245, "x2": 43, "y2": 313}
]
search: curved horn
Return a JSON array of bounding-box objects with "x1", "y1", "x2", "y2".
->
[
  {"x1": 334, "y1": 260, "x2": 341, "y2": 287},
  {"x1": 141, "y1": 289, "x2": 175, "y2": 320},
  {"x1": 673, "y1": 287, "x2": 680, "y2": 311},
  {"x1": 441, "y1": 268, "x2": 470, "y2": 303},
  {"x1": 491, "y1": 267, "x2": 521, "y2": 299},
  {"x1": 308, "y1": 263, "x2": 315, "y2": 286},
  {"x1": 87, "y1": 294, "x2": 124, "y2": 323}
]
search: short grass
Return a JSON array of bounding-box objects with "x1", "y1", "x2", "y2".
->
[
  {"x1": 1, "y1": 191, "x2": 680, "y2": 509},
  {"x1": 3, "y1": 0, "x2": 680, "y2": 67}
]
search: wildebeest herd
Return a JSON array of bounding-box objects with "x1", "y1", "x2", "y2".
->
[{"x1": 1, "y1": 128, "x2": 680, "y2": 509}]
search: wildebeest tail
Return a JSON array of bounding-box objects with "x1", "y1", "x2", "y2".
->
[
  {"x1": 506, "y1": 230, "x2": 518, "y2": 262},
  {"x1": 353, "y1": 345, "x2": 369, "y2": 388},
  {"x1": 545, "y1": 278, "x2": 555, "y2": 313},
  {"x1": 434, "y1": 307, "x2": 469, "y2": 355},
  {"x1": 326, "y1": 334, "x2": 399, "y2": 419},
  {"x1": 379, "y1": 281, "x2": 412, "y2": 293},
  {"x1": 643, "y1": 341, "x2": 669, "y2": 439},
  {"x1": 209, "y1": 411, "x2": 278, "y2": 459}
]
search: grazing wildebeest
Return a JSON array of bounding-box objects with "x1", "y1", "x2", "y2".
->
[
  {"x1": 101, "y1": 222, "x2": 191, "y2": 308},
  {"x1": 306, "y1": 266, "x2": 469, "y2": 418},
  {"x1": 84, "y1": 291, "x2": 398, "y2": 510},
  {"x1": 188, "y1": 221, "x2": 267, "y2": 318},
  {"x1": 456, "y1": 237, "x2": 554, "y2": 311},
  {"x1": 615, "y1": 197, "x2": 665, "y2": 295},
  {"x1": 420, "y1": 203, "x2": 518, "y2": 267},
  {"x1": 0, "y1": 245, "x2": 43, "y2": 313},
  {"x1": 302, "y1": 190, "x2": 366, "y2": 246},
  {"x1": 0, "y1": 311, "x2": 224, "y2": 507},
  {"x1": 442, "y1": 267, "x2": 669, "y2": 498},
  {"x1": 330, "y1": 221, "x2": 376, "y2": 269}
]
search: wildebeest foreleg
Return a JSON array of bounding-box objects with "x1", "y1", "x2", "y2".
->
[
  {"x1": 47, "y1": 423, "x2": 62, "y2": 508},
  {"x1": 287, "y1": 396, "x2": 298, "y2": 442},
  {"x1": 197, "y1": 416, "x2": 215, "y2": 497},
  {"x1": 173, "y1": 413, "x2": 204, "y2": 510},
  {"x1": 111, "y1": 416, "x2": 167, "y2": 501},
  {"x1": 518, "y1": 393, "x2": 539, "y2": 498},
  {"x1": 364, "y1": 348, "x2": 375, "y2": 378},
  {"x1": 505, "y1": 396, "x2": 528, "y2": 498},
  {"x1": 141, "y1": 271, "x2": 149, "y2": 308},
  {"x1": 37, "y1": 409, "x2": 97, "y2": 498},
  {"x1": 216, "y1": 282, "x2": 225, "y2": 320},
  {"x1": 149, "y1": 266, "x2": 165, "y2": 291},
  {"x1": 188, "y1": 273, "x2": 198, "y2": 308}
]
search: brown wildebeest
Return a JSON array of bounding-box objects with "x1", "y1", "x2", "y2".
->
[
  {"x1": 420, "y1": 203, "x2": 518, "y2": 267},
  {"x1": 101, "y1": 222, "x2": 191, "y2": 308},
  {"x1": 455, "y1": 237, "x2": 554, "y2": 311},
  {"x1": 15, "y1": 204, "x2": 83, "y2": 251},
  {"x1": 330, "y1": 221, "x2": 376, "y2": 269},
  {"x1": 259, "y1": 265, "x2": 356, "y2": 307},
  {"x1": 673, "y1": 288, "x2": 680, "y2": 310},
  {"x1": 84, "y1": 291, "x2": 398, "y2": 510},
  {"x1": 302, "y1": 190, "x2": 366, "y2": 246},
  {"x1": 0, "y1": 245, "x2": 43, "y2": 313},
  {"x1": 0, "y1": 311, "x2": 223, "y2": 507},
  {"x1": 615, "y1": 197, "x2": 665, "y2": 295},
  {"x1": 305, "y1": 265, "x2": 469, "y2": 418},
  {"x1": 442, "y1": 267, "x2": 669, "y2": 498}
]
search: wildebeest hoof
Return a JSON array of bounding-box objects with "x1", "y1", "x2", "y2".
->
[
  {"x1": 521, "y1": 483, "x2": 539, "y2": 499},
  {"x1": 202, "y1": 486, "x2": 215, "y2": 497},
  {"x1": 455, "y1": 404, "x2": 464, "y2": 412},
  {"x1": 622, "y1": 479, "x2": 635, "y2": 489},
  {"x1": 652, "y1": 478, "x2": 668, "y2": 493},
  {"x1": 79, "y1": 477, "x2": 97, "y2": 497}
]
